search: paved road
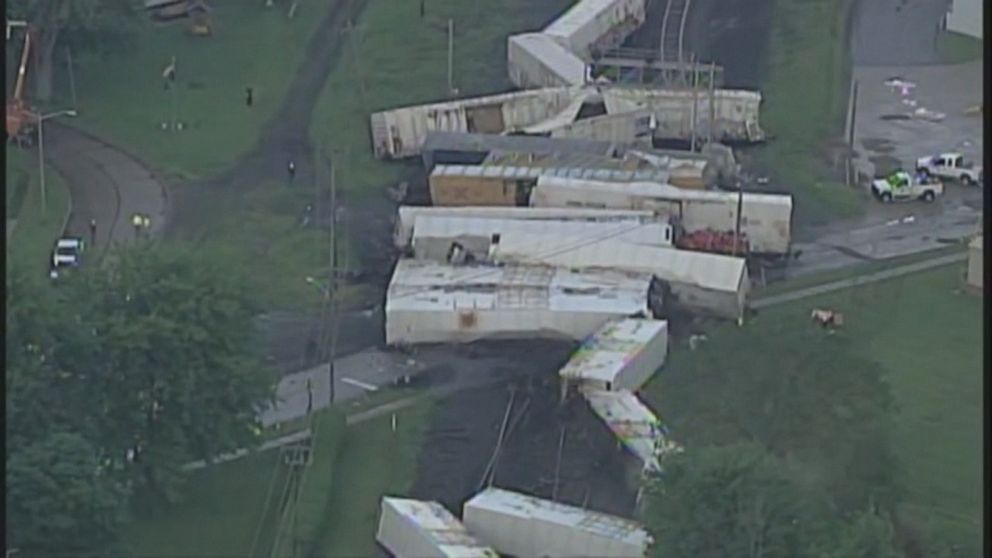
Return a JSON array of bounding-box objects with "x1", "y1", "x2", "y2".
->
[{"x1": 44, "y1": 123, "x2": 168, "y2": 258}]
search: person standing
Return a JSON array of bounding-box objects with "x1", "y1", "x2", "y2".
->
[
  {"x1": 132, "y1": 213, "x2": 143, "y2": 239},
  {"x1": 287, "y1": 160, "x2": 296, "y2": 184},
  {"x1": 245, "y1": 86, "x2": 254, "y2": 107},
  {"x1": 89, "y1": 218, "x2": 97, "y2": 245}
]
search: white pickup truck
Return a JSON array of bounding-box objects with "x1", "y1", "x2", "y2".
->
[
  {"x1": 915, "y1": 152, "x2": 983, "y2": 185},
  {"x1": 871, "y1": 171, "x2": 943, "y2": 203}
]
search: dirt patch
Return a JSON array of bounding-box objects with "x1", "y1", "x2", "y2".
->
[{"x1": 410, "y1": 340, "x2": 641, "y2": 519}]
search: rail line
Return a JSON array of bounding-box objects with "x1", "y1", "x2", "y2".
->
[{"x1": 659, "y1": 0, "x2": 692, "y2": 62}]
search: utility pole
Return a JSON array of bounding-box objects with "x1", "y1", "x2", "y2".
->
[
  {"x1": 734, "y1": 179, "x2": 744, "y2": 257},
  {"x1": 447, "y1": 18, "x2": 455, "y2": 96},
  {"x1": 847, "y1": 80, "x2": 859, "y2": 186},
  {"x1": 708, "y1": 61, "x2": 716, "y2": 144},
  {"x1": 689, "y1": 54, "x2": 698, "y2": 152},
  {"x1": 327, "y1": 154, "x2": 338, "y2": 407},
  {"x1": 66, "y1": 46, "x2": 77, "y2": 109}
]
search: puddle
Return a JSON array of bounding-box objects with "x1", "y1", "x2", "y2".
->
[{"x1": 880, "y1": 114, "x2": 911, "y2": 121}]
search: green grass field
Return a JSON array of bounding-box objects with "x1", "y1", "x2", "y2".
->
[
  {"x1": 314, "y1": 399, "x2": 434, "y2": 556},
  {"x1": 647, "y1": 264, "x2": 982, "y2": 554},
  {"x1": 935, "y1": 30, "x2": 984, "y2": 64},
  {"x1": 309, "y1": 0, "x2": 569, "y2": 195},
  {"x1": 121, "y1": 398, "x2": 434, "y2": 557},
  {"x1": 5, "y1": 146, "x2": 71, "y2": 278},
  {"x1": 123, "y1": 450, "x2": 287, "y2": 557},
  {"x1": 750, "y1": 0, "x2": 863, "y2": 225},
  {"x1": 57, "y1": 1, "x2": 332, "y2": 180}
]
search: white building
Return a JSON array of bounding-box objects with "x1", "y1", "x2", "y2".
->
[
  {"x1": 376, "y1": 497, "x2": 498, "y2": 558},
  {"x1": 945, "y1": 0, "x2": 983, "y2": 39},
  {"x1": 559, "y1": 318, "x2": 669, "y2": 393},
  {"x1": 462, "y1": 487, "x2": 652, "y2": 558},
  {"x1": 385, "y1": 259, "x2": 656, "y2": 345}
]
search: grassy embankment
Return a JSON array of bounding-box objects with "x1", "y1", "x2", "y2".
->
[
  {"x1": 751, "y1": 0, "x2": 864, "y2": 225},
  {"x1": 5, "y1": 146, "x2": 71, "y2": 278},
  {"x1": 645, "y1": 264, "x2": 982, "y2": 555}
]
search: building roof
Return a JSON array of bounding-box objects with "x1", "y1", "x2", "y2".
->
[
  {"x1": 465, "y1": 487, "x2": 652, "y2": 549},
  {"x1": 581, "y1": 388, "x2": 677, "y2": 472},
  {"x1": 412, "y1": 215, "x2": 671, "y2": 249},
  {"x1": 432, "y1": 163, "x2": 670, "y2": 184},
  {"x1": 490, "y1": 233, "x2": 747, "y2": 293},
  {"x1": 380, "y1": 497, "x2": 498, "y2": 557},
  {"x1": 559, "y1": 319, "x2": 668, "y2": 385},
  {"x1": 386, "y1": 259, "x2": 651, "y2": 315},
  {"x1": 509, "y1": 33, "x2": 588, "y2": 85}
]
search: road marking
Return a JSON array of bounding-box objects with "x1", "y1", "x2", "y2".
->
[{"x1": 340, "y1": 377, "x2": 379, "y2": 392}]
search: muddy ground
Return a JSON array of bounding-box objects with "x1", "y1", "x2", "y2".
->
[{"x1": 409, "y1": 343, "x2": 643, "y2": 519}]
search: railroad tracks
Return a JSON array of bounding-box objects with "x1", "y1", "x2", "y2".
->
[{"x1": 659, "y1": 0, "x2": 692, "y2": 63}]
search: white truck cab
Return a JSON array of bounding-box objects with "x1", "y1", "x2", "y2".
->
[
  {"x1": 915, "y1": 152, "x2": 983, "y2": 185},
  {"x1": 871, "y1": 171, "x2": 943, "y2": 203}
]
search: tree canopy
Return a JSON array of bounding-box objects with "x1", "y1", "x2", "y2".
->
[
  {"x1": 5, "y1": 242, "x2": 274, "y2": 553},
  {"x1": 6, "y1": 0, "x2": 137, "y2": 100},
  {"x1": 644, "y1": 443, "x2": 904, "y2": 558},
  {"x1": 649, "y1": 318, "x2": 902, "y2": 513}
]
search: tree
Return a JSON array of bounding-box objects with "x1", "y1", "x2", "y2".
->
[
  {"x1": 68, "y1": 243, "x2": 276, "y2": 501},
  {"x1": 811, "y1": 508, "x2": 904, "y2": 558},
  {"x1": 651, "y1": 318, "x2": 902, "y2": 513},
  {"x1": 6, "y1": 0, "x2": 137, "y2": 102},
  {"x1": 5, "y1": 431, "x2": 131, "y2": 557},
  {"x1": 644, "y1": 443, "x2": 825, "y2": 558}
]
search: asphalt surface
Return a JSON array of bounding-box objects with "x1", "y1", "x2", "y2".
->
[
  {"x1": 851, "y1": 0, "x2": 951, "y2": 66},
  {"x1": 44, "y1": 123, "x2": 168, "y2": 258}
]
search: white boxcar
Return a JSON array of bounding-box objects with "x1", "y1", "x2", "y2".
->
[
  {"x1": 463, "y1": 487, "x2": 652, "y2": 558},
  {"x1": 370, "y1": 87, "x2": 579, "y2": 159},
  {"x1": 410, "y1": 215, "x2": 673, "y2": 261},
  {"x1": 376, "y1": 497, "x2": 499, "y2": 558},
  {"x1": 559, "y1": 318, "x2": 668, "y2": 392},
  {"x1": 490, "y1": 233, "x2": 751, "y2": 320},
  {"x1": 531, "y1": 176, "x2": 793, "y2": 256},
  {"x1": 385, "y1": 259, "x2": 654, "y2": 345},
  {"x1": 395, "y1": 206, "x2": 657, "y2": 249},
  {"x1": 581, "y1": 387, "x2": 679, "y2": 474},
  {"x1": 543, "y1": 0, "x2": 647, "y2": 58},
  {"x1": 508, "y1": 33, "x2": 588, "y2": 90},
  {"x1": 601, "y1": 85, "x2": 765, "y2": 143}
]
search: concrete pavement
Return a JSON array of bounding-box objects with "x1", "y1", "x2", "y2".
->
[{"x1": 44, "y1": 123, "x2": 168, "y2": 259}]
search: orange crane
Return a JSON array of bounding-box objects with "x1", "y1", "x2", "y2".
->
[{"x1": 6, "y1": 24, "x2": 37, "y2": 146}]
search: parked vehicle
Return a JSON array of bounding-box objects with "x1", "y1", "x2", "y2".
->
[
  {"x1": 50, "y1": 237, "x2": 84, "y2": 278},
  {"x1": 871, "y1": 171, "x2": 943, "y2": 203},
  {"x1": 915, "y1": 152, "x2": 983, "y2": 185}
]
